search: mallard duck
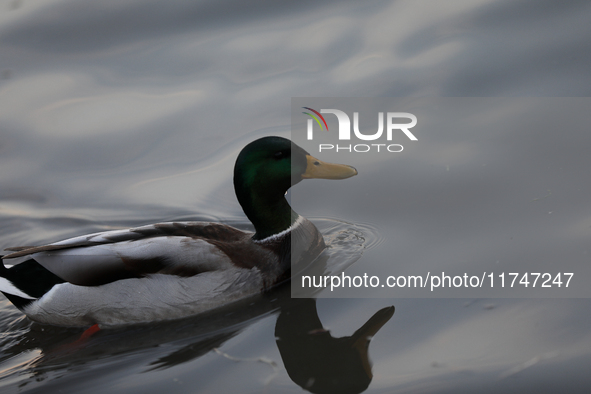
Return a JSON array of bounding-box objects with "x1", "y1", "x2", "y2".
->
[{"x1": 0, "y1": 136, "x2": 357, "y2": 327}]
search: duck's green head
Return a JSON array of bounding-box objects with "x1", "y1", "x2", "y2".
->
[{"x1": 234, "y1": 136, "x2": 357, "y2": 239}]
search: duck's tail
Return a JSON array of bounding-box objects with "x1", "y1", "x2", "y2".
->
[
  {"x1": 0, "y1": 258, "x2": 65, "y2": 310},
  {"x1": 0, "y1": 258, "x2": 37, "y2": 310}
]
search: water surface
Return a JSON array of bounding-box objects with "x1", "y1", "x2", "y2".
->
[{"x1": 1, "y1": 0, "x2": 591, "y2": 393}]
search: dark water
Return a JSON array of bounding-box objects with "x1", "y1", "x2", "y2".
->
[{"x1": 1, "y1": 0, "x2": 591, "y2": 393}]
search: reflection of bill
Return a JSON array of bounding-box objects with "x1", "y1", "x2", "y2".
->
[{"x1": 275, "y1": 298, "x2": 394, "y2": 394}]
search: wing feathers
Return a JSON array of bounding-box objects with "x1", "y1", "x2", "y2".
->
[
  {"x1": 12, "y1": 236, "x2": 237, "y2": 286},
  {"x1": 3, "y1": 222, "x2": 247, "y2": 259},
  {"x1": 1, "y1": 222, "x2": 251, "y2": 287},
  {"x1": 3, "y1": 246, "x2": 36, "y2": 252}
]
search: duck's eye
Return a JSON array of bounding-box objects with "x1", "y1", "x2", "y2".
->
[
  {"x1": 273, "y1": 151, "x2": 289, "y2": 160},
  {"x1": 313, "y1": 161, "x2": 320, "y2": 166}
]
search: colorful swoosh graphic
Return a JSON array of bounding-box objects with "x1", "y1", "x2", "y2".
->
[{"x1": 302, "y1": 107, "x2": 328, "y2": 131}]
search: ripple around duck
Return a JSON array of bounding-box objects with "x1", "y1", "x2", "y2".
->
[
  {"x1": 313, "y1": 218, "x2": 384, "y2": 250},
  {"x1": 290, "y1": 218, "x2": 384, "y2": 298}
]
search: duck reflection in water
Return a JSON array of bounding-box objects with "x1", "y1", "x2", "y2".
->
[{"x1": 276, "y1": 298, "x2": 394, "y2": 394}]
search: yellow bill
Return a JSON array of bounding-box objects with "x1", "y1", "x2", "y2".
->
[{"x1": 301, "y1": 155, "x2": 358, "y2": 179}]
